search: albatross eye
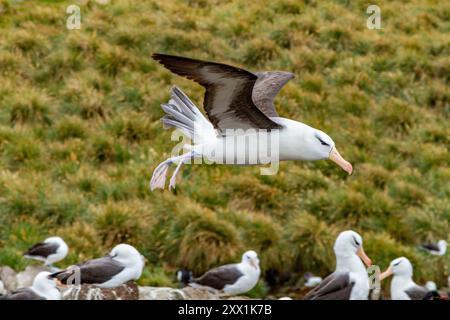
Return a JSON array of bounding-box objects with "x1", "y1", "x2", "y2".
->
[
  {"x1": 393, "y1": 260, "x2": 402, "y2": 267},
  {"x1": 316, "y1": 137, "x2": 329, "y2": 146},
  {"x1": 352, "y1": 236, "x2": 360, "y2": 247}
]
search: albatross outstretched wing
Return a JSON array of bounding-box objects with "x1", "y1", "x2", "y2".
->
[
  {"x1": 152, "y1": 53, "x2": 282, "y2": 132},
  {"x1": 253, "y1": 71, "x2": 294, "y2": 117}
]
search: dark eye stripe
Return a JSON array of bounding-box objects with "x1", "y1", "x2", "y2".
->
[
  {"x1": 393, "y1": 260, "x2": 402, "y2": 266},
  {"x1": 315, "y1": 134, "x2": 329, "y2": 146},
  {"x1": 318, "y1": 138, "x2": 329, "y2": 146},
  {"x1": 352, "y1": 236, "x2": 360, "y2": 246}
]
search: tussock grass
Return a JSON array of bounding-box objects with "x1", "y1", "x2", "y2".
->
[{"x1": 0, "y1": 0, "x2": 448, "y2": 296}]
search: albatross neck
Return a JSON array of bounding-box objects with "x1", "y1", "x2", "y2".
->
[
  {"x1": 32, "y1": 285, "x2": 60, "y2": 300},
  {"x1": 392, "y1": 274, "x2": 416, "y2": 291},
  {"x1": 335, "y1": 253, "x2": 366, "y2": 274}
]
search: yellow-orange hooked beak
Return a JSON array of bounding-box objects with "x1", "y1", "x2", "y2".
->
[
  {"x1": 357, "y1": 247, "x2": 372, "y2": 267},
  {"x1": 380, "y1": 267, "x2": 393, "y2": 281},
  {"x1": 329, "y1": 147, "x2": 353, "y2": 175},
  {"x1": 250, "y1": 259, "x2": 259, "y2": 270}
]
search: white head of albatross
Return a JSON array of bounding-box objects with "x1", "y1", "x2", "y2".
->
[
  {"x1": 380, "y1": 257, "x2": 413, "y2": 280},
  {"x1": 436, "y1": 240, "x2": 447, "y2": 255},
  {"x1": 278, "y1": 120, "x2": 353, "y2": 173},
  {"x1": 241, "y1": 250, "x2": 260, "y2": 270},
  {"x1": 109, "y1": 244, "x2": 145, "y2": 271},
  {"x1": 334, "y1": 230, "x2": 372, "y2": 270},
  {"x1": 31, "y1": 271, "x2": 61, "y2": 300}
]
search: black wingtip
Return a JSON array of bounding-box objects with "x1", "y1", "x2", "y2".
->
[
  {"x1": 151, "y1": 53, "x2": 163, "y2": 60},
  {"x1": 152, "y1": 53, "x2": 181, "y2": 62},
  {"x1": 48, "y1": 269, "x2": 67, "y2": 280}
]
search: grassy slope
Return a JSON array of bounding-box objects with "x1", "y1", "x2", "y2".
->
[{"x1": 0, "y1": 0, "x2": 448, "y2": 297}]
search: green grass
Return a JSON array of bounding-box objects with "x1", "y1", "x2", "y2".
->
[{"x1": 0, "y1": 0, "x2": 448, "y2": 297}]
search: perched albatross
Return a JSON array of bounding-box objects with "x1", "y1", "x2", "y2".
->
[
  {"x1": 380, "y1": 257, "x2": 428, "y2": 300},
  {"x1": 176, "y1": 268, "x2": 193, "y2": 287},
  {"x1": 24, "y1": 236, "x2": 68, "y2": 268},
  {"x1": 303, "y1": 230, "x2": 372, "y2": 300},
  {"x1": 150, "y1": 54, "x2": 353, "y2": 190},
  {"x1": 420, "y1": 240, "x2": 447, "y2": 256},
  {"x1": 50, "y1": 244, "x2": 144, "y2": 288},
  {"x1": 190, "y1": 250, "x2": 260, "y2": 296},
  {"x1": 0, "y1": 272, "x2": 60, "y2": 300}
]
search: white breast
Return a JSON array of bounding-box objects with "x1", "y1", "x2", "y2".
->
[
  {"x1": 349, "y1": 272, "x2": 370, "y2": 300},
  {"x1": 222, "y1": 265, "x2": 260, "y2": 296},
  {"x1": 391, "y1": 276, "x2": 415, "y2": 300}
]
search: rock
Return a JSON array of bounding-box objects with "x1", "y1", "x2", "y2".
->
[
  {"x1": 62, "y1": 282, "x2": 139, "y2": 300},
  {"x1": 138, "y1": 286, "x2": 252, "y2": 300},
  {"x1": 139, "y1": 286, "x2": 187, "y2": 300},
  {"x1": 0, "y1": 266, "x2": 17, "y2": 291},
  {"x1": 181, "y1": 287, "x2": 223, "y2": 300},
  {"x1": 16, "y1": 266, "x2": 47, "y2": 289}
]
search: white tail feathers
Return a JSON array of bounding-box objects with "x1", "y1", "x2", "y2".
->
[
  {"x1": 160, "y1": 86, "x2": 215, "y2": 144},
  {"x1": 150, "y1": 87, "x2": 215, "y2": 191}
]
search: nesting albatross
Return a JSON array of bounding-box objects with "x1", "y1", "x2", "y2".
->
[
  {"x1": 420, "y1": 240, "x2": 447, "y2": 256},
  {"x1": 303, "y1": 231, "x2": 372, "y2": 300},
  {"x1": 50, "y1": 244, "x2": 144, "y2": 288},
  {"x1": 380, "y1": 257, "x2": 428, "y2": 300},
  {"x1": 24, "y1": 236, "x2": 68, "y2": 268},
  {"x1": 189, "y1": 250, "x2": 261, "y2": 296},
  {"x1": 0, "y1": 272, "x2": 60, "y2": 300},
  {"x1": 150, "y1": 54, "x2": 353, "y2": 190}
]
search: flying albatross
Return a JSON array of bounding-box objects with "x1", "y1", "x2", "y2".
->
[
  {"x1": 420, "y1": 240, "x2": 447, "y2": 256},
  {"x1": 50, "y1": 244, "x2": 144, "y2": 288},
  {"x1": 189, "y1": 250, "x2": 261, "y2": 296},
  {"x1": 303, "y1": 230, "x2": 372, "y2": 300},
  {"x1": 149, "y1": 53, "x2": 353, "y2": 190},
  {"x1": 0, "y1": 272, "x2": 60, "y2": 300},
  {"x1": 380, "y1": 257, "x2": 429, "y2": 300},
  {"x1": 24, "y1": 236, "x2": 69, "y2": 269}
]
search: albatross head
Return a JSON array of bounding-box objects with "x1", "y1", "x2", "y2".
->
[
  {"x1": 110, "y1": 244, "x2": 145, "y2": 270},
  {"x1": 32, "y1": 271, "x2": 60, "y2": 299},
  {"x1": 44, "y1": 236, "x2": 66, "y2": 246},
  {"x1": 334, "y1": 230, "x2": 372, "y2": 267},
  {"x1": 309, "y1": 129, "x2": 353, "y2": 175},
  {"x1": 380, "y1": 257, "x2": 413, "y2": 280},
  {"x1": 438, "y1": 240, "x2": 447, "y2": 253},
  {"x1": 242, "y1": 250, "x2": 260, "y2": 270}
]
